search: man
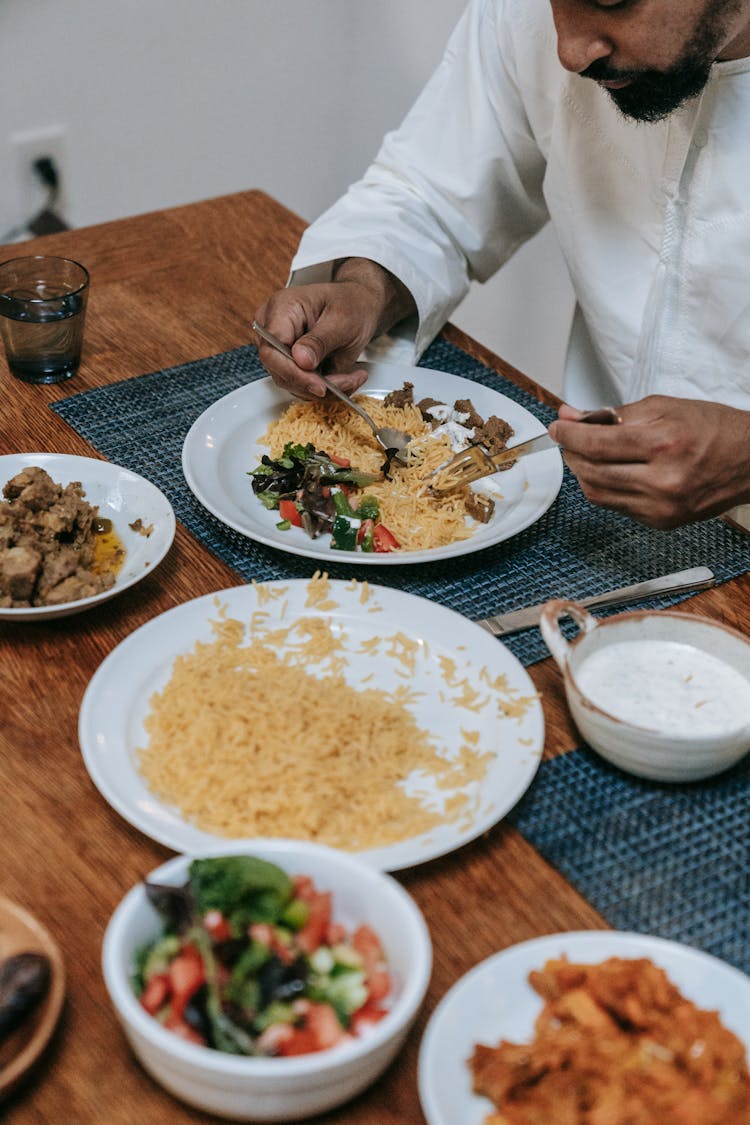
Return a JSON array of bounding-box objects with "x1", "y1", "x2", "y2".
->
[{"x1": 254, "y1": 0, "x2": 750, "y2": 529}]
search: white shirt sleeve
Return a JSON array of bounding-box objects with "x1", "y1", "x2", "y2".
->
[{"x1": 290, "y1": 0, "x2": 549, "y2": 361}]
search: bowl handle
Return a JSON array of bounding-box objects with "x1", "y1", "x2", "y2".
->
[{"x1": 539, "y1": 599, "x2": 599, "y2": 670}]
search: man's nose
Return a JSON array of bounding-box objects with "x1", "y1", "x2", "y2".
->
[{"x1": 551, "y1": 1, "x2": 613, "y2": 74}]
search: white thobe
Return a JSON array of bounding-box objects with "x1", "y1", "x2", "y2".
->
[{"x1": 290, "y1": 0, "x2": 750, "y2": 418}]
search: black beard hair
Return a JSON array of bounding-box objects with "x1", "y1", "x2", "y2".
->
[
  {"x1": 581, "y1": 0, "x2": 744, "y2": 122},
  {"x1": 583, "y1": 56, "x2": 714, "y2": 122}
]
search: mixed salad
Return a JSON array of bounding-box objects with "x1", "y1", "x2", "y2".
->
[
  {"x1": 249, "y1": 442, "x2": 401, "y2": 553},
  {"x1": 133, "y1": 855, "x2": 392, "y2": 1056}
]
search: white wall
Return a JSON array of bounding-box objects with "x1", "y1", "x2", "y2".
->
[{"x1": 0, "y1": 0, "x2": 572, "y2": 394}]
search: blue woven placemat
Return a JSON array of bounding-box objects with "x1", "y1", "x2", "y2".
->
[
  {"x1": 51, "y1": 337, "x2": 750, "y2": 666},
  {"x1": 508, "y1": 747, "x2": 750, "y2": 972}
]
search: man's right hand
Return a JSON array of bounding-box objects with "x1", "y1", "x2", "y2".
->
[{"x1": 253, "y1": 258, "x2": 416, "y2": 399}]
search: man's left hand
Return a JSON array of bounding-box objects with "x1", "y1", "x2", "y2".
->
[{"x1": 548, "y1": 395, "x2": 750, "y2": 529}]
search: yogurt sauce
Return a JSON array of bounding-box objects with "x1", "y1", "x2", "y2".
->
[
  {"x1": 425, "y1": 404, "x2": 475, "y2": 450},
  {"x1": 575, "y1": 639, "x2": 750, "y2": 736}
]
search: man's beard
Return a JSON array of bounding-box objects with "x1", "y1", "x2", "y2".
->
[
  {"x1": 581, "y1": 56, "x2": 713, "y2": 122},
  {"x1": 580, "y1": 1, "x2": 741, "y2": 122}
]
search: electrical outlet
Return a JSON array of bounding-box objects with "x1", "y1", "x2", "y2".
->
[{"x1": 11, "y1": 124, "x2": 68, "y2": 222}]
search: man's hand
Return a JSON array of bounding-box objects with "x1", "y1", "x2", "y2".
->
[
  {"x1": 548, "y1": 395, "x2": 750, "y2": 528},
  {"x1": 253, "y1": 258, "x2": 416, "y2": 399}
]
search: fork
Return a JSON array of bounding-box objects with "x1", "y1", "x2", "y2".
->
[
  {"x1": 429, "y1": 407, "x2": 621, "y2": 494},
  {"x1": 252, "y1": 320, "x2": 412, "y2": 463}
]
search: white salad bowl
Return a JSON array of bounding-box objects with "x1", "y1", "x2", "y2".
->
[
  {"x1": 101, "y1": 840, "x2": 432, "y2": 1122},
  {"x1": 540, "y1": 601, "x2": 750, "y2": 782}
]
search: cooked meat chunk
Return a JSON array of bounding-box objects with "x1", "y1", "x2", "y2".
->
[
  {"x1": 475, "y1": 414, "x2": 515, "y2": 457},
  {"x1": 0, "y1": 516, "x2": 14, "y2": 549},
  {"x1": 26, "y1": 504, "x2": 77, "y2": 539},
  {"x1": 42, "y1": 570, "x2": 114, "y2": 605},
  {"x1": 453, "y1": 398, "x2": 485, "y2": 430},
  {"x1": 0, "y1": 466, "x2": 122, "y2": 607},
  {"x1": 0, "y1": 545, "x2": 42, "y2": 601},
  {"x1": 382, "y1": 381, "x2": 414, "y2": 409},
  {"x1": 3, "y1": 467, "x2": 59, "y2": 510},
  {"x1": 416, "y1": 396, "x2": 444, "y2": 423},
  {"x1": 464, "y1": 491, "x2": 495, "y2": 524},
  {"x1": 37, "y1": 547, "x2": 80, "y2": 595}
]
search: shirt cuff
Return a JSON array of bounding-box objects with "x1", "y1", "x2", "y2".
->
[{"x1": 289, "y1": 236, "x2": 454, "y2": 363}]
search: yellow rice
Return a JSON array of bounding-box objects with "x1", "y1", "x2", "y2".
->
[
  {"x1": 137, "y1": 577, "x2": 537, "y2": 851},
  {"x1": 138, "y1": 616, "x2": 495, "y2": 850}
]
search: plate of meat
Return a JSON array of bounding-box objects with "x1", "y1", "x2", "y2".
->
[
  {"x1": 0, "y1": 453, "x2": 175, "y2": 621},
  {"x1": 418, "y1": 930, "x2": 750, "y2": 1125}
]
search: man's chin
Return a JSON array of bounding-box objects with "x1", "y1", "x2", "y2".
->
[
  {"x1": 600, "y1": 67, "x2": 713, "y2": 123},
  {"x1": 605, "y1": 86, "x2": 681, "y2": 123}
]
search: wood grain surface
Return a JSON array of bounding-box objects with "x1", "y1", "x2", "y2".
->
[{"x1": 0, "y1": 191, "x2": 745, "y2": 1124}]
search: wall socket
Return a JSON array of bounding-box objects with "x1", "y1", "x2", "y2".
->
[{"x1": 11, "y1": 124, "x2": 68, "y2": 223}]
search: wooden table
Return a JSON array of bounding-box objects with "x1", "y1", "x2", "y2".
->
[{"x1": 1, "y1": 191, "x2": 746, "y2": 1124}]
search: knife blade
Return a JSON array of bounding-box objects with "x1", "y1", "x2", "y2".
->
[
  {"x1": 476, "y1": 566, "x2": 716, "y2": 637},
  {"x1": 484, "y1": 432, "x2": 558, "y2": 471}
]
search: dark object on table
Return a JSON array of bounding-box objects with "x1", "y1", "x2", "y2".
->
[{"x1": 0, "y1": 952, "x2": 51, "y2": 1039}]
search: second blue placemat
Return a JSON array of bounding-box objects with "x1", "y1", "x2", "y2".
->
[{"x1": 508, "y1": 746, "x2": 750, "y2": 973}]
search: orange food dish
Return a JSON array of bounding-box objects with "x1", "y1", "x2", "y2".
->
[{"x1": 469, "y1": 956, "x2": 750, "y2": 1125}]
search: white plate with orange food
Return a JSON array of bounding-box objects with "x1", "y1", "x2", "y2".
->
[
  {"x1": 181, "y1": 362, "x2": 563, "y2": 565},
  {"x1": 78, "y1": 576, "x2": 544, "y2": 871},
  {"x1": 0, "y1": 452, "x2": 175, "y2": 621},
  {"x1": 418, "y1": 930, "x2": 750, "y2": 1125}
]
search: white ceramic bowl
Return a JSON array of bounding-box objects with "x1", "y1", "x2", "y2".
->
[
  {"x1": 0, "y1": 452, "x2": 175, "y2": 621},
  {"x1": 540, "y1": 601, "x2": 750, "y2": 782},
  {"x1": 102, "y1": 841, "x2": 432, "y2": 1122}
]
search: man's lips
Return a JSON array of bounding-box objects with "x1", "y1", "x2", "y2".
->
[{"x1": 597, "y1": 78, "x2": 633, "y2": 90}]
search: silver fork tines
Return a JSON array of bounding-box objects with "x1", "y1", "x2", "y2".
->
[
  {"x1": 429, "y1": 443, "x2": 498, "y2": 492},
  {"x1": 429, "y1": 433, "x2": 556, "y2": 494}
]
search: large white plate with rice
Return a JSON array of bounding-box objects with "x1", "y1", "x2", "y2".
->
[
  {"x1": 181, "y1": 362, "x2": 563, "y2": 565},
  {"x1": 418, "y1": 931, "x2": 750, "y2": 1125},
  {"x1": 78, "y1": 577, "x2": 544, "y2": 870}
]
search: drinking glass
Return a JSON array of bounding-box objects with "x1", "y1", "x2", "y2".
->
[{"x1": 0, "y1": 255, "x2": 89, "y2": 384}]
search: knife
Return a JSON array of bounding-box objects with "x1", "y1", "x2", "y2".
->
[{"x1": 476, "y1": 566, "x2": 716, "y2": 637}]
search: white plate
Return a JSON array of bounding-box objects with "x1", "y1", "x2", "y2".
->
[
  {"x1": 418, "y1": 930, "x2": 750, "y2": 1125},
  {"x1": 78, "y1": 579, "x2": 544, "y2": 870},
  {"x1": 0, "y1": 453, "x2": 175, "y2": 621},
  {"x1": 181, "y1": 362, "x2": 563, "y2": 565}
]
